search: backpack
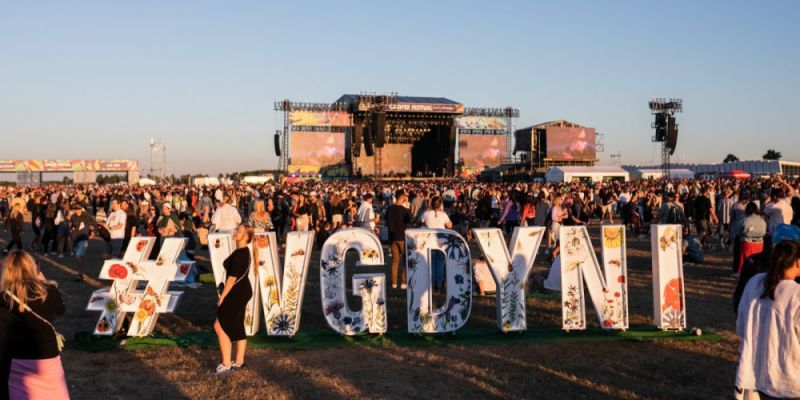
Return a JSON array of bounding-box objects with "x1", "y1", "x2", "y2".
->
[{"x1": 666, "y1": 205, "x2": 680, "y2": 224}]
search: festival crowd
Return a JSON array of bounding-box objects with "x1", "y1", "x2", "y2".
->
[{"x1": 2, "y1": 174, "x2": 800, "y2": 398}]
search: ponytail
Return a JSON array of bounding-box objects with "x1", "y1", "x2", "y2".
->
[{"x1": 763, "y1": 241, "x2": 800, "y2": 300}]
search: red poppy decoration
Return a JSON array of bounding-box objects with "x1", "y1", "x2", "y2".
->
[
  {"x1": 617, "y1": 275, "x2": 626, "y2": 284},
  {"x1": 136, "y1": 240, "x2": 148, "y2": 252},
  {"x1": 109, "y1": 264, "x2": 128, "y2": 280},
  {"x1": 602, "y1": 319, "x2": 614, "y2": 328},
  {"x1": 179, "y1": 263, "x2": 190, "y2": 275},
  {"x1": 614, "y1": 292, "x2": 621, "y2": 297}
]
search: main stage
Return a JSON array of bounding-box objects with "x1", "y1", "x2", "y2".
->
[{"x1": 274, "y1": 93, "x2": 518, "y2": 178}]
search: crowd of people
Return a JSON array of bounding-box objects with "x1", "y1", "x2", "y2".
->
[{"x1": 1, "y1": 174, "x2": 800, "y2": 396}]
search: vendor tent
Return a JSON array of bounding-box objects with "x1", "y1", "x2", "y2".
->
[{"x1": 545, "y1": 166, "x2": 629, "y2": 183}]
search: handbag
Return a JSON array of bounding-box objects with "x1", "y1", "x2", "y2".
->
[{"x1": 5, "y1": 290, "x2": 65, "y2": 352}]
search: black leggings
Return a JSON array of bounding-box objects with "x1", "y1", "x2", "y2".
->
[{"x1": 5, "y1": 231, "x2": 23, "y2": 251}]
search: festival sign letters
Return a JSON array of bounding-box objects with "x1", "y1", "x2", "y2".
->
[
  {"x1": 89, "y1": 225, "x2": 686, "y2": 337},
  {"x1": 320, "y1": 228, "x2": 387, "y2": 335},
  {"x1": 208, "y1": 230, "x2": 315, "y2": 337},
  {"x1": 87, "y1": 237, "x2": 192, "y2": 336}
]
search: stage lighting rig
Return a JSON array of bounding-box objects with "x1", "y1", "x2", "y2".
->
[{"x1": 649, "y1": 98, "x2": 683, "y2": 180}]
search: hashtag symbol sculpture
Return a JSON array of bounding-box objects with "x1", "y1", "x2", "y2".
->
[{"x1": 86, "y1": 237, "x2": 190, "y2": 336}]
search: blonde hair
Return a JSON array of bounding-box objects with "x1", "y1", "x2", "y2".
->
[
  {"x1": 253, "y1": 199, "x2": 266, "y2": 215},
  {"x1": 1, "y1": 251, "x2": 50, "y2": 312}
]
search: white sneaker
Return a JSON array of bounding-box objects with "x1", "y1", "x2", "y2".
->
[
  {"x1": 231, "y1": 362, "x2": 245, "y2": 370},
  {"x1": 213, "y1": 364, "x2": 232, "y2": 376}
]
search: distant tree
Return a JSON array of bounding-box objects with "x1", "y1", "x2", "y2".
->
[
  {"x1": 763, "y1": 149, "x2": 782, "y2": 160},
  {"x1": 96, "y1": 174, "x2": 106, "y2": 184},
  {"x1": 723, "y1": 154, "x2": 739, "y2": 163}
]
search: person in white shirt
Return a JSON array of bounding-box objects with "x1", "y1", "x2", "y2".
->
[
  {"x1": 735, "y1": 240, "x2": 800, "y2": 398},
  {"x1": 212, "y1": 195, "x2": 242, "y2": 232},
  {"x1": 106, "y1": 199, "x2": 127, "y2": 258},
  {"x1": 419, "y1": 197, "x2": 452, "y2": 289},
  {"x1": 356, "y1": 194, "x2": 378, "y2": 232},
  {"x1": 764, "y1": 194, "x2": 793, "y2": 237}
]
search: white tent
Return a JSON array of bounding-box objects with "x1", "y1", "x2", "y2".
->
[
  {"x1": 633, "y1": 168, "x2": 695, "y2": 180},
  {"x1": 545, "y1": 166, "x2": 629, "y2": 183}
]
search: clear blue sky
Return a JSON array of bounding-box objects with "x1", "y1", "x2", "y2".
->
[{"x1": 1, "y1": 1, "x2": 798, "y2": 175}]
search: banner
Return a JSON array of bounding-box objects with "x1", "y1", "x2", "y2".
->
[
  {"x1": 456, "y1": 116, "x2": 509, "y2": 130},
  {"x1": 289, "y1": 111, "x2": 351, "y2": 127},
  {"x1": 0, "y1": 159, "x2": 138, "y2": 173},
  {"x1": 382, "y1": 103, "x2": 464, "y2": 113}
]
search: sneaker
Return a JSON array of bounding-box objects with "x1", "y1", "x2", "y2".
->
[
  {"x1": 213, "y1": 364, "x2": 232, "y2": 376},
  {"x1": 58, "y1": 254, "x2": 64, "y2": 258},
  {"x1": 231, "y1": 362, "x2": 246, "y2": 370},
  {"x1": 50, "y1": 252, "x2": 57, "y2": 256}
]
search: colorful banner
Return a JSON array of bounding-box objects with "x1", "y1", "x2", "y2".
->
[
  {"x1": 289, "y1": 111, "x2": 352, "y2": 127},
  {"x1": 458, "y1": 134, "x2": 508, "y2": 174},
  {"x1": 0, "y1": 160, "x2": 138, "y2": 173},
  {"x1": 456, "y1": 116, "x2": 509, "y2": 130}
]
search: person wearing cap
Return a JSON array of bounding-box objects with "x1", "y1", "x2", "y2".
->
[{"x1": 156, "y1": 202, "x2": 180, "y2": 241}]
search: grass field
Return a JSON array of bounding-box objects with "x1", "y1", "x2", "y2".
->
[{"x1": 1, "y1": 224, "x2": 740, "y2": 399}]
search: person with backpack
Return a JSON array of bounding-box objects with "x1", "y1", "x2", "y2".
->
[{"x1": 657, "y1": 192, "x2": 688, "y2": 229}]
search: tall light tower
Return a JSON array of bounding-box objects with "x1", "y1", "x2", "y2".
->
[{"x1": 148, "y1": 138, "x2": 166, "y2": 181}]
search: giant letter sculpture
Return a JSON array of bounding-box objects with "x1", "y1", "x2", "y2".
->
[
  {"x1": 651, "y1": 224, "x2": 686, "y2": 330},
  {"x1": 320, "y1": 228, "x2": 387, "y2": 335},
  {"x1": 209, "y1": 230, "x2": 315, "y2": 336},
  {"x1": 559, "y1": 225, "x2": 629, "y2": 331},
  {"x1": 405, "y1": 229, "x2": 472, "y2": 333},
  {"x1": 87, "y1": 237, "x2": 189, "y2": 336},
  {"x1": 473, "y1": 227, "x2": 545, "y2": 332}
]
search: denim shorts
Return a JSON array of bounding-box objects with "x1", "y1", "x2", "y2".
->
[{"x1": 74, "y1": 240, "x2": 89, "y2": 257}]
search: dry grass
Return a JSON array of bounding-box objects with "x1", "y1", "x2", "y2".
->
[{"x1": 2, "y1": 224, "x2": 739, "y2": 399}]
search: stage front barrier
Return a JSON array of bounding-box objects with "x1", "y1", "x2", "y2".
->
[
  {"x1": 87, "y1": 226, "x2": 688, "y2": 337},
  {"x1": 320, "y1": 228, "x2": 388, "y2": 335}
]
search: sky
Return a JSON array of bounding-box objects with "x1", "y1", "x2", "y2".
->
[{"x1": 1, "y1": 1, "x2": 798, "y2": 175}]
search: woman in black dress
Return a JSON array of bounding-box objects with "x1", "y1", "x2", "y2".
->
[{"x1": 213, "y1": 224, "x2": 254, "y2": 375}]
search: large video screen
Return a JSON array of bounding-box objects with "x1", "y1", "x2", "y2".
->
[
  {"x1": 546, "y1": 127, "x2": 596, "y2": 161},
  {"x1": 353, "y1": 144, "x2": 412, "y2": 176},
  {"x1": 458, "y1": 134, "x2": 508, "y2": 173},
  {"x1": 290, "y1": 131, "x2": 346, "y2": 166}
]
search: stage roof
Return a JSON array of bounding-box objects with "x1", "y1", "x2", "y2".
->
[
  {"x1": 515, "y1": 119, "x2": 588, "y2": 132},
  {"x1": 336, "y1": 94, "x2": 464, "y2": 113}
]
